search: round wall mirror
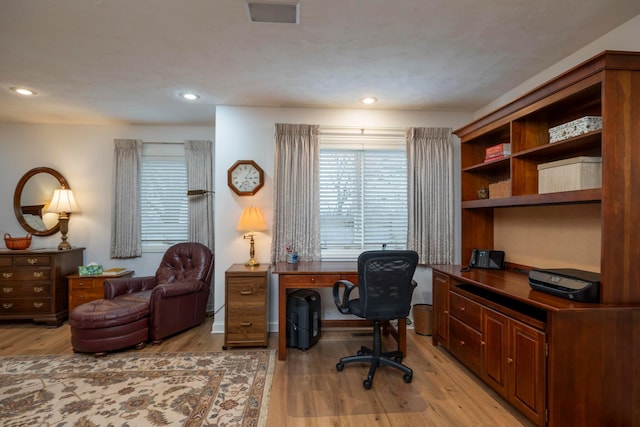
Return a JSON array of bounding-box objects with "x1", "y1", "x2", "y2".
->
[{"x1": 13, "y1": 167, "x2": 70, "y2": 236}]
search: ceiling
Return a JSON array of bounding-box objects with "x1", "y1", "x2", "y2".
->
[{"x1": 1, "y1": 0, "x2": 639, "y2": 126}]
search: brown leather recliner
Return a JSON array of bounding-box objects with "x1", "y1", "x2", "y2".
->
[{"x1": 104, "y1": 242, "x2": 214, "y2": 344}]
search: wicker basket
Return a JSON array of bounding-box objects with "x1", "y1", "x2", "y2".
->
[
  {"x1": 4, "y1": 233, "x2": 32, "y2": 250},
  {"x1": 489, "y1": 180, "x2": 511, "y2": 199}
]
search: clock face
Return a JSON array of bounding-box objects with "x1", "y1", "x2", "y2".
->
[{"x1": 227, "y1": 160, "x2": 264, "y2": 196}]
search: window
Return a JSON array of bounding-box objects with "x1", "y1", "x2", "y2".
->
[
  {"x1": 140, "y1": 143, "x2": 188, "y2": 251},
  {"x1": 319, "y1": 130, "x2": 407, "y2": 259}
]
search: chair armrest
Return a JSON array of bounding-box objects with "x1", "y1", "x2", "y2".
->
[
  {"x1": 104, "y1": 276, "x2": 158, "y2": 299},
  {"x1": 332, "y1": 279, "x2": 356, "y2": 314},
  {"x1": 152, "y1": 280, "x2": 207, "y2": 298}
]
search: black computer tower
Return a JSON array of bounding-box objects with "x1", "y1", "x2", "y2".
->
[{"x1": 286, "y1": 289, "x2": 321, "y2": 350}]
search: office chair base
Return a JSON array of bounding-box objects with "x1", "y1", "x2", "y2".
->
[{"x1": 336, "y1": 351, "x2": 413, "y2": 389}]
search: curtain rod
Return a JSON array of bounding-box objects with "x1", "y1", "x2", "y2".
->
[{"x1": 318, "y1": 125, "x2": 407, "y2": 136}]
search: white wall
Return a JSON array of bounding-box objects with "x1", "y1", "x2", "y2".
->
[
  {"x1": 214, "y1": 106, "x2": 471, "y2": 332},
  {"x1": 0, "y1": 123, "x2": 214, "y2": 276}
]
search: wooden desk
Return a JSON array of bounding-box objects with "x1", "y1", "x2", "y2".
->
[{"x1": 273, "y1": 261, "x2": 406, "y2": 361}]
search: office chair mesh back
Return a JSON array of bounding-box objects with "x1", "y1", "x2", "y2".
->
[{"x1": 358, "y1": 250, "x2": 419, "y2": 321}]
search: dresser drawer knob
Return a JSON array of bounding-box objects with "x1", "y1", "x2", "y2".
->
[
  {"x1": 2, "y1": 272, "x2": 13, "y2": 279},
  {"x1": 240, "y1": 288, "x2": 254, "y2": 295},
  {"x1": 33, "y1": 287, "x2": 44, "y2": 293},
  {"x1": 2, "y1": 287, "x2": 13, "y2": 293},
  {"x1": 27, "y1": 258, "x2": 38, "y2": 265},
  {"x1": 2, "y1": 303, "x2": 13, "y2": 309},
  {"x1": 33, "y1": 302, "x2": 44, "y2": 308},
  {"x1": 240, "y1": 322, "x2": 253, "y2": 327},
  {"x1": 33, "y1": 272, "x2": 44, "y2": 279}
]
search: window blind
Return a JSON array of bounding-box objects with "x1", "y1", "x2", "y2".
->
[{"x1": 140, "y1": 143, "x2": 188, "y2": 247}]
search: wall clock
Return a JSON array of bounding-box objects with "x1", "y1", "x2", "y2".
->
[{"x1": 227, "y1": 160, "x2": 264, "y2": 196}]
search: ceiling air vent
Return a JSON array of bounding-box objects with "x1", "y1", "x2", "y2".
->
[{"x1": 245, "y1": 1, "x2": 300, "y2": 24}]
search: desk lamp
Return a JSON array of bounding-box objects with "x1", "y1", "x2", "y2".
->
[
  {"x1": 45, "y1": 187, "x2": 80, "y2": 250},
  {"x1": 237, "y1": 206, "x2": 268, "y2": 267}
]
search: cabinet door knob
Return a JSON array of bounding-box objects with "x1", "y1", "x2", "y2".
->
[
  {"x1": 507, "y1": 357, "x2": 513, "y2": 364},
  {"x1": 460, "y1": 340, "x2": 465, "y2": 346},
  {"x1": 240, "y1": 322, "x2": 253, "y2": 327},
  {"x1": 459, "y1": 307, "x2": 466, "y2": 311}
]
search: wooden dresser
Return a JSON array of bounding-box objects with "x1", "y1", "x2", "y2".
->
[
  {"x1": 67, "y1": 270, "x2": 134, "y2": 312},
  {"x1": 223, "y1": 263, "x2": 270, "y2": 349},
  {"x1": 0, "y1": 247, "x2": 84, "y2": 327}
]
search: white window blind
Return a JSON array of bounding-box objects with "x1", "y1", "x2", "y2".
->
[
  {"x1": 140, "y1": 143, "x2": 188, "y2": 250},
  {"x1": 319, "y1": 129, "x2": 407, "y2": 259}
]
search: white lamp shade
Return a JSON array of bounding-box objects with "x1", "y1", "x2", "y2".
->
[
  {"x1": 46, "y1": 188, "x2": 80, "y2": 213},
  {"x1": 237, "y1": 207, "x2": 268, "y2": 232}
]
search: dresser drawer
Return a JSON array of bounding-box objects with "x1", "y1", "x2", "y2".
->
[
  {"x1": 449, "y1": 316, "x2": 482, "y2": 375},
  {"x1": 69, "y1": 289, "x2": 104, "y2": 308},
  {"x1": 14, "y1": 255, "x2": 52, "y2": 266},
  {"x1": 1, "y1": 283, "x2": 50, "y2": 297},
  {"x1": 0, "y1": 298, "x2": 52, "y2": 314},
  {"x1": 279, "y1": 274, "x2": 340, "y2": 287},
  {"x1": 449, "y1": 291, "x2": 482, "y2": 330},
  {"x1": 0, "y1": 268, "x2": 51, "y2": 282},
  {"x1": 69, "y1": 277, "x2": 102, "y2": 289},
  {"x1": 0, "y1": 257, "x2": 11, "y2": 267}
]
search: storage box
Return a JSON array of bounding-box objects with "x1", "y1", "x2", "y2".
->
[
  {"x1": 537, "y1": 156, "x2": 602, "y2": 194},
  {"x1": 78, "y1": 265, "x2": 103, "y2": 276},
  {"x1": 548, "y1": 116, "x2": 602, "y2": 143},
  {"x1": 489, "y1": 180, "x2": 511, "y2": 199}
]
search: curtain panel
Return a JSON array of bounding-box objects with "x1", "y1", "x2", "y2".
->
[
  {"x1": 271, "y1": 123, "x2": 321, "y2": 262},
  {"x1": 185, "y1": 140, "x2": 214, "y2": 250},
  {"x1": 406, "y1": 127, "x2": 454, "y2": 265},
  {"x1": 110, "y1": 139, "x2": 142, "y2": 258}
]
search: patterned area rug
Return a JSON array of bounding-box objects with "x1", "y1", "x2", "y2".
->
[{"x1": 0, "y1": 350, "x2": 274, "y2": 427}]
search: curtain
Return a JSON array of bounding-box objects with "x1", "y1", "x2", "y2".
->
[
  {"x1": 110, "y1": 139, "x2": 142, "y2": 258},
  {"x1": 185, "y1": 140, "x2": 214, "y2": 250},
  {"x1": 406, "y1": 127, "x2": 454, "y2": 264},
  {"x1": 271, "y1": 123, "x2": 321, "y2": 262}
]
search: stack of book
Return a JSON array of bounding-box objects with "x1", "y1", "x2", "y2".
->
[{"x1": 484, "y1": 143, "x2": 511, "y2": 162}]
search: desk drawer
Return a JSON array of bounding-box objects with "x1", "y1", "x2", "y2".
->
[
  {"x1": 449, "y1": 316, "x2": 482, "y2": 375},
  {"x1": 449, "y1": 291, "x2": 482, "y2": 330},
  {"x1": 279, "y1": 274, "x2": 341, "y2": 287}
]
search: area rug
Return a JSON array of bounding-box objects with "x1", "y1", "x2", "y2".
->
[{"x1": 0, "y1": 350, "x2": 274, "y2": 427}]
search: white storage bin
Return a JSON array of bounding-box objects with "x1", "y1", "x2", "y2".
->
[
  {"x1": 548, "y1": 116, "x2": 602, "y2": 143},
  {"x1": 537, "y1": 156, "x2": 602, "y2": 194}
]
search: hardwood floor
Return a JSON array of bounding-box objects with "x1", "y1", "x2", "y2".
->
[{"x1": 0, "y1": 318, "x2": 534, "y2": 427}]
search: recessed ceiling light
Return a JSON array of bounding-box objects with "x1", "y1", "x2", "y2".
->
[
  {"x1": 179, "y1": 92, "x2": 200, "y2": 101},
  {"x1": 360, "y1": 96, "x2": 378, "y2": 105},
  {"x1": 246, "y1": 1, "x2": 300, "y2": 24},
  {"x1": 11, "y1": 87, "x2": 37, "y2": 96}
]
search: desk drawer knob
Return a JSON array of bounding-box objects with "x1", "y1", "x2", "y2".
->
[
  {"x1": 240, "y1": 322, "x2": 253, "y2": 327},
  {"x1": 240, "y1": 288, "x2": 254, "y2": 295},
  {"x1": 310, "y1": 277, "x2": 316, "y2": 283}
]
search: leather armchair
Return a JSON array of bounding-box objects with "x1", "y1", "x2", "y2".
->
[{"x1": 104, "y1": 242, "x2": 214, "y2": 343}]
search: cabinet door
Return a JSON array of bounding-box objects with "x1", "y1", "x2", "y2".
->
[
  {"x1": 432, "y1": 272, "x2": 449, "y2": 347},
  {"x1": 482, "y1": 308, "x2": 509, "y2": 398},
  {"x1": 509, "y1": 319, "x2": 546, "y2": 426}
]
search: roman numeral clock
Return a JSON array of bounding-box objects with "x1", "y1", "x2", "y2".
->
[{"x1": 227, "y1": 160, "x2": 264, "y2": 196}]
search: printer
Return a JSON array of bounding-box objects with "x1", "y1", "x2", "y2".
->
[{"x1": 528, "y1": 268, "x2": 600, "y2": 303}]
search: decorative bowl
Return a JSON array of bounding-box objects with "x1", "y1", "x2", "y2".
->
[{"x1": 4, "y1": 233, "x2": 32, "y2": 250}]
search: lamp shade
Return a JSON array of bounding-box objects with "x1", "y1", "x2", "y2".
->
[
  {"x1": 46, "y1": 188, "x2": 80, "y2": 213},
  {"x1": 237, "y1": 207, "x2": 267, "y2": 232}
]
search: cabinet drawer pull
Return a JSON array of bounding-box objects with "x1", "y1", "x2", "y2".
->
[
  {"x1": 2, "y1": 272, "x2": 13, "y2": 279},
  {"x1": 27, "y1": 258, "x2": 38, "y2": 265},
  {"x1": 444, "y1": 310, "x2": 449, "y2": 314},
  {"x1": 459, "y1": 340, "x2": 465, "y2": 346},
  {"x1": 2, "y1": 287, "x2": 13, "y2": 293},
  {"x1": 507, "y1": 357, "x2": 513, "y2": 364},
  {"x1": 33, "y1": 272, "x2": 44, "y2": 279},
  {"x1": 240, "y1": 322, "x2": 253, "y2": 327},
  {"x1": 33, "y1": 302, "x2": 43, "y2": 308},
  {"x1": 2, "y1": 303, "x2": 13, "y2": 309},
  {"x1": 459, "y1": 307, "x2": 466, "y2": 311},
  {"x1": 240, "y1": 288, "x2": 254, "y2": 295},
  {"x1": 34, "y1": 287, "x2": 44, "y2": 293}
]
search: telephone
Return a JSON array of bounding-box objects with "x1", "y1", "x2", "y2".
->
[{"x1": 464, "y1": 248, "x2": 505, "y2": 270}]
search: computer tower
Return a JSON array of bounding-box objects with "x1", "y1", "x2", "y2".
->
[{"x1": 286, "y1": 289, "x2": 321, "y2": 350}]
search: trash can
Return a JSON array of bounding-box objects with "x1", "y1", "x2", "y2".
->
[{"x1": 413, "y1": 304, "x2": 432, "y2": 336}]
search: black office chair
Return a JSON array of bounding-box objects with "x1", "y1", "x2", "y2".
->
[{"x1": 332, "y1": 250, "x2": 419, "y2": 389}]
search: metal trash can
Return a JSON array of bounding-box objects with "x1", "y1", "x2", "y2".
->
[{"x1": 413, "y1": 304, "x2": 432, "y2": 336}]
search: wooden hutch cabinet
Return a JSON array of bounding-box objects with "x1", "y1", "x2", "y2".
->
[
  {"x1": 0, "y1": 247, "x2": 84, "y2": 327},
  {"x1": 431, "y1": 51, "x2": 640, "y2": 426}
]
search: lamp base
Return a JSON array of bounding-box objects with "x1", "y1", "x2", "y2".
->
[
  {"x1": 245, "y1": 258, "x2": 260, "y2": 267},
  {"x1": 57, "y1": 241, "x2": 72, "y2": 251}
]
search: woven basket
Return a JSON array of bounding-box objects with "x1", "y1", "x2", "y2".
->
[
  {"x1": 4, "y1": 233, "x2": 32, "y2": 250},
  {"x1": 489, "y1": 180, "x2": 511, "y2": 199}
]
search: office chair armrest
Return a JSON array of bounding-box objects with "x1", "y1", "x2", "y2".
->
[{"x1": 332, "y1": 279, "x2": 356, "y2": 314}]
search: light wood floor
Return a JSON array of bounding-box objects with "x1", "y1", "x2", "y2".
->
[{"x1": 0, "y1": 317, "x2": 534, "y2": 427}]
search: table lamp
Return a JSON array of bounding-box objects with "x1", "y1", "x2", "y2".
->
[
  {"x1": 45, "y1": 187, "x2": 80, "y2": 250},
  {"x1": 237, "y1": 206, "x2": 268, "y2": 267}
]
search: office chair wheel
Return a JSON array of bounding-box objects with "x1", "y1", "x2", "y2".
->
[
  {"x1": 394, "y1": 356, "x2": 403, "y2": 363},
  {"x1": 363, "y1": 378, "x2": 372, "y2": 389},
  {"x1": 403, "y1": 373, "x2": 413, "y2": 383},
  {"x1": 336, "y1": 362, "x2": 345, "y2": 371}
]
